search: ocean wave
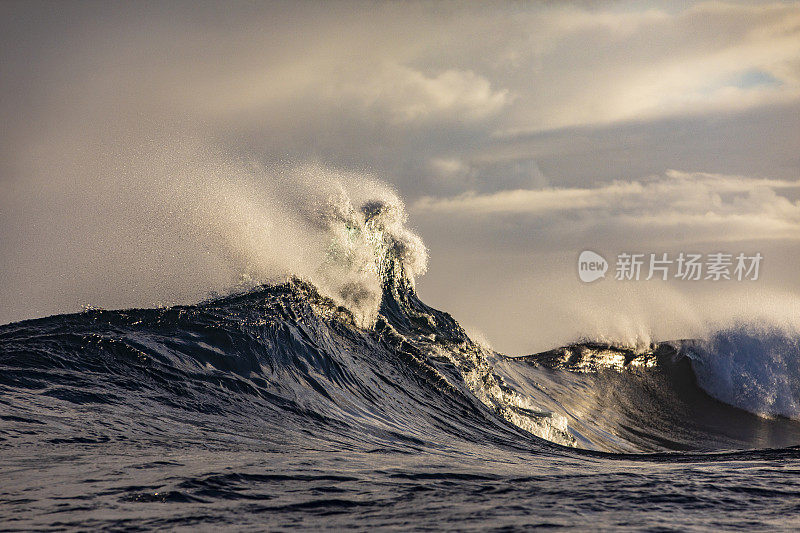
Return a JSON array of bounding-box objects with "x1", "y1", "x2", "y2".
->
[
  {"x1": 507, "y1": 339, "x2": 800, "y2": 452},
  {"x1": 3, "y1": 254, "x2": 800, "y2": 456},
  {"x1": 2, "y1": 180, "x2": 800, "y2": 454}
]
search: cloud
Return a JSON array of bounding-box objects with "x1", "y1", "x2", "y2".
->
[
  {"x1": 429, "y1": 157, "x2": 473, "y2": 180},
  {"x1": 4, "y1": 1, "x2": 797, "y2": 200},
  {"x1": 189, "y1": 61, "x2": 510, "y2": 125},
  {"x1": 340, "y1": 64, "x2": 510, "y2": 123},
  {"x1": 495, "y1": 1, "x2": 800, "y2": 134},
  {"x1": 414, "y1": 170, "x2": 800, "y2": 244}
]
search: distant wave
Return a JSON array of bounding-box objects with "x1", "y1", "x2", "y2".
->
[{"x1": 508, "y1": 337, "x2": 800, "y2": 452}]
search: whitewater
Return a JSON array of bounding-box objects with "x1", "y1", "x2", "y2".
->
[{"x1": 2, "y1": 161, "x2": 800, "y2": 530}]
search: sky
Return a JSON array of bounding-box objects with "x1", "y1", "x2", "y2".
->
[{"x1": 2, "y1": 1, "x2": 800, "y2": 354}]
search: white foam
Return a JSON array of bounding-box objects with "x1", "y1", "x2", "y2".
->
[{"x1": 685, "y1": 325, "x2": 800, "y2": 420}]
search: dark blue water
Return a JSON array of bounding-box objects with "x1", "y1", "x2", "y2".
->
[{"x1": 2, "y1": 276, "x2": 800, "y2": 530}]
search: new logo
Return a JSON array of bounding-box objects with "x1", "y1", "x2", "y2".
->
[{"x1": 578, "y1": 250, "x2": 608, "y2": 283}]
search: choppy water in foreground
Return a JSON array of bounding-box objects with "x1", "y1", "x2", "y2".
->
[{"x1": 2, "y1": 278, "x2": 800, "y2": 531}]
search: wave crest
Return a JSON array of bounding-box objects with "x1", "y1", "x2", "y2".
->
[
  {"x1": 683, "y1": 327, "x2": 800, "y2": 420},
  {"x1": 309, "y1": 177, "x2": 428, "y2": 326}
]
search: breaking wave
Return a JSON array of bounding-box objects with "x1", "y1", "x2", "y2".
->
[{"x1": 2, "y1": 179, "x2": 800, "y2": 455}]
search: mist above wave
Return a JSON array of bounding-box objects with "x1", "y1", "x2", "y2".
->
[{"x1": 2, "y1": 135, "x2": 426, "y2": 327}]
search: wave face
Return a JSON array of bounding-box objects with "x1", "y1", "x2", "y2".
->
[
  {"x1": 0, "y1": 274, "x2": 573, "y2": 455},
  {"x1": 2, "y1": 199, "x2": 800, "y2": 528}
]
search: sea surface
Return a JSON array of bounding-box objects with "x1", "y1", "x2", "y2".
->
[{"x1": 2, "y1": 268, "x2": 800, "y2": 531}]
